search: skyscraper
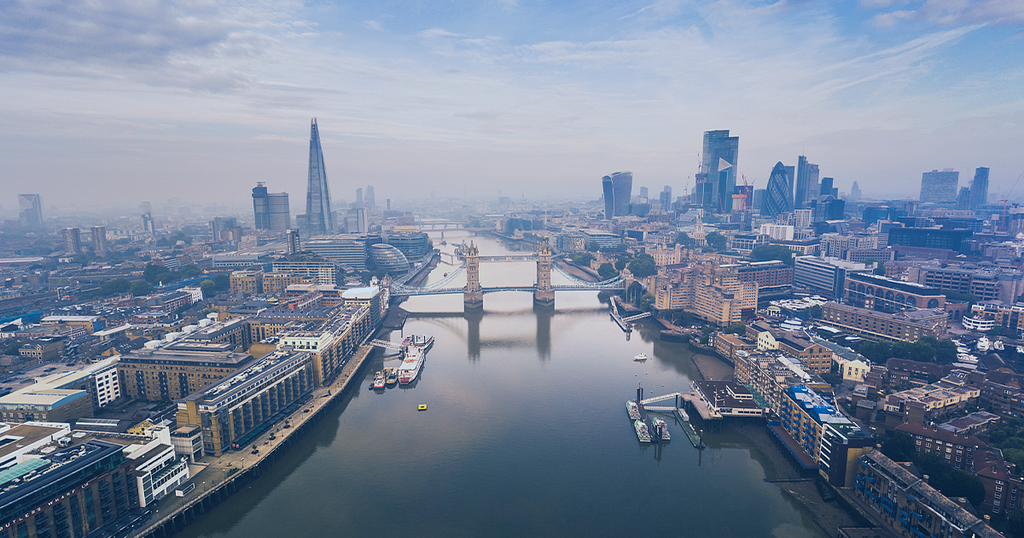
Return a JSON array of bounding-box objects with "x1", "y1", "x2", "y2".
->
[
  {"x1": 639, "y1": 186, "x2": 649, "y2": 201},
  {"x1": 659, "y1": 186, "x2": 672, "y2": 210},
  {"x1": 920, "y1": 169, "x2": 958, "y2": 203},
  {"x1": 286, "y1": 229, "x2": 301, "y2": 255},
  {"x1": 300, "y1": 118, "x2": 334, "y2": 236},
  {"x1": 956, "y1": 187, "x2": 972, "y2": 210},
  {"x1": 970, "y1": 167, "x2": 989, "y2": 209},
  {"x1": 819, "y1": 177, "x2": 838, "y2": 198},
  {"x1": 701, "y1": 130, "x2": 739, "y2": 213},
  {"x1": 91, "y1": 226, "x2": 107, "y2": 257},
  {"x1": 254, "y1": 183, "x2": 291, "y2": 232},
  {"x1": 253, "y1": 183, "x2": 270, "y2": 229},
  {"x1": 601, "y1": 172, "x2": 633, "y2": 218},
  {"x1": 795, "y1": 156, "x2": 819, "y2": 209},
  {"x1": 18, "y1": 194, "x2": 42, "y2": 228},
  {"x1": 850, "y1": 181, "x2": 862, "y2": 201},
  {"x1": 601, "y1": 176, "x2": 614, "y2": 219},
  {"x1": 365, "y1": 186, "x2": 376, "y2": 210},
  {"x1": 763, "y1": 162, "x2": 793, "y2": 218}
]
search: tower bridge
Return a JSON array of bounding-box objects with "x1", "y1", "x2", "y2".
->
[{"x1": 390, "y1": 241, "x2": 626, "y2": 308}]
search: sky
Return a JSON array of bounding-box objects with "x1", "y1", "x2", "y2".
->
[{"x1": 1, "y1": 0, "x2": 1023, "y2": 213}]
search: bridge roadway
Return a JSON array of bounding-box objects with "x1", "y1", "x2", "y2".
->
[{"x1": 391, "y1": 283, "x2": 626, "y2": 297}]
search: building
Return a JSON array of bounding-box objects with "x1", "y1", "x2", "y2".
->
[
  {"x1": 701, "y1": 130, "x2": 739, "y2": 212},
  {"x1": 793, "y1": 256, "x2": 867, "y2": 298},
  {"x1": 18, "y1": 194, "x2": 43, "y2": 228},
  {"x1": 0, "y1": 422, "x2": 71, "y2": 468},
  {"x1": 125, "y1": 436, "x2": 190, "y2": 508},
  {"x1": 579, "y1": 229, "x2": 621, "y2": 249},
  {"x1": 230, "y1": 269, "x2": 263, "y2": 295},
  {"x1": 759, "y1": 224, "x2": 794, "y2": 241},
  {"x1": 277, "y1": 304, "x2": 373, "y2": 387},
  {"x1": 385, "y1": 231, "x2": 431, "y2": 260},
  {"x1": 778, "y1": 385, "x2": 874, "y2": 487},
  {"x1": 820, "y1": 302, "x2": 948, "y2": 342},
  {"x1": 844, "y1": 273, "x2": 945, "y2": 313},
  {"x1": 653, "y1": 264, "x2": 758, "y2": 326},
  {"x1": 882, "y1": 383, "x2": 979, "y2": 426},
  {"x1": 370, "y1": 244, "x2": 410, "y2": 275},
  {"x1": 659, "y1": 186, "x2": 672, "y2": 210},
  {"x1": 345, "y1": 207, "x2": 367, "y2": 234},
  {"x1": 18, "y1": 336, "x2": 66, "y2": 362},
  {"x1": 962, "y1": 301, "x2": 1024, "y2": 335},
  {"x1": 909, "y1": 263, "x2": 1024, "y2": 304},
  {"x1": 117, "y1": 347, "x2": 254, "y2": 403},
  {"x1": 298, "y1": 118, "x2": 335, "y2": 236},
  {"x1": 894, "y1": 422, "x2": 985, "y2": 471},
  {"x1": 970, "y1": 167, "x2": 989, "y2": 210},
  {"x1": 920, "y1": 169, "x2": 959, "y2": 203},
  {"x1": 795, "y1": 156, "x2": 819, "y2": 209},
  {"x1": 64, "y1": 228, "x2": 82, "y2": 255},
  {"x1": 601, "y1": 171, "x2": 633, "y2": 218},
  {"x1": 818, "y1": 233, "x2": 880, "y2": 259},
  {"x1": 91, "y1": 226, "x2": 107, "y2": 257},
  {"x1": 733, "y1": 350, "x2": 833, "y2": 412},
  {"x1": 762, "y1": 161, "x2": 793, "y2": 217},
  {"x1": 776, "y1": 334, "x2": 833, "y2": 374},
  {"x1": 0, "y1": 439, "x2": 143, "y2": 538},
  {"x1": 731, "y1": 260, "x2": 793, "y2": 296},
  {"x1": 272, "y1": 253, "x2": 344, "y2": 285},
  {"x1": 691, "y1": 380, "x2": 764, "y2": 418},
  {"x1": 252, "y1": 182, "x2": 290, "y2": 231},
  {"x1": 303, "y1": 236, "x2": 376, "y2": 271},
  {"x1": 262, "y1": 271, "x2": 308, "y2": 296},
  {"x1": 171, "y1": 425, "x2": 205, "y2": 462},
  {"x1": 888, "y1": 227, "x2": 973, "y2": 254},
  {"x1": 854, "y1": 450, "x2": 1003, "y2": 538},
  {"x1": 286, "y1": 229, "x2": 301, "y2": 255},
  {"x1": 176, "y1": 348, "x2": 315, "y2": 456}
]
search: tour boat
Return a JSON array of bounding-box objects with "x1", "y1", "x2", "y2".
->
[
  {"x1": 634, "y1": 420, "x2": 651, "y2": 443},
  {"x1": 626, "y1": 400, "x2": 641, "y2": 420},
  {"x1": 651, "y1": 417, "x2": 671, "y2": 442},
  {"x1": 398, "y1": 347, "x2": 424, "y2": 385},
  {"x1": 977, "y1": 336, "x2": 991, "y2": 352}
]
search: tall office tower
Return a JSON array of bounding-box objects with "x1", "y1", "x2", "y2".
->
[
  {"x1": 346, "y1": 208, "x2": 367, "y2": 234},
  {"x1": 267, "y1": 192, "x2": 290, "y2": 231},
  {"x1": 752, "y1": 189, "x2": 765, "y2": 213},
  {"x1": 286, "y1": 229, "x2": 301, "y2": 255},
  {"x1": 140, "y1": 201, "x2": 152, "y2": 214},
  {"x1": 795, "y1": 156, "x2": 819, "y2": 209},
  {"x1": 64, "y1": 228, "x2": 82, "y2": 255},
  {"x1": 91, "y1": 226, "x2": 107, "y2": 257},
  {"x1": 850, "y1": 181, "x2": 861, "y2": 201},
  {"x1": 762, "y1": 162, "x2": 793, "y2": 217},
  {"x1": 919, "y1": 169, "x2": 958, "y2": 203},
  {"x1": 141, "y1": 212, "x2": 155, "y2": 234},
  {"x1": 17, "y1": 194, "x2": 42, "y2": 228},
  {"x1": 365, "y1": 185, "x2": 376, "y2": 210},
  {"x1": 701, "y1": 130, "x2": 739, "y2": 212},
  {"x1": 819, "y1": 177, "x2": 838, "y2": 198},
  {"x1": 611, "y1": 172, "x2": 633, "y2": 217},
  {"x1": 956, "y1": 187, "x2": 972, "y2": 210},
  {"x1": 639, "y1": 186, "x2": 649, "y2": 201},
  {"x1": 301, "y1": 118, "x2": 334, "y2": 236},
  {"x1": 356, "y1": 188, "x2": 363, "y2": 206},
  {"x1": 601, "y1": 175, "x2": 614, "y2": 219},
  {"x1": 970, "y1": 167, "x2": 989, "y2": 209},
  {"x1": 253, "y1": 183, "x2": 270, "y2": 229},
  {"x1": 659, "y1": 186, "x2": 672, "y2": 209}
]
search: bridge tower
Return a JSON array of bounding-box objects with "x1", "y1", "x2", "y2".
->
[
  {"x1": 464, "y1": 241, "x2": 483, "y2": 309},
  {"x1": 534, "y1": 240, "x2": 555, "y2": 307}
]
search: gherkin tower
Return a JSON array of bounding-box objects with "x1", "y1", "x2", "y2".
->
[{"x1": 762, "y1": 162, "x2": 793, "y2": 218}]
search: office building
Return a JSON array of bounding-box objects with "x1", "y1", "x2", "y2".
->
[
  {"x1": 762, "y1": 162, "x2": 793, "y2": 217},
  {"x1": 849, "y1": 181, "x2": 861, "y2": 201},
  {"x1": 795, "y1": 156, "x2": 819, "y2": 209},
  {"x1": 820, "y1": 302, "x2": 948, "y2": 342},
  {"x1": 299, "y1": 118, "x2": 335, "y2": 236},
  {"x1": 701, "y1": 130, "x2": 739, "y2": 212},
  {"x1": 819, "y1": 177, "x2": 838, "y2": 198},
  {"x1": 177, "y1": 348, "x2": 315, "y2": 456},
  {"x1": 365, "y1": 185, "x2": 376, "y2": 209},
  {"x1": 385, "y1": 231, "x2": 431, "y2": 260},
  {"x1": 64, "y1": 227, "x2": 82, "y2": 255},
  {"x1": 210, "y1": 216, "x2": 241, "y2": 242},
  {"x1": 17, "y1": 194, "x2": 42, "y2": 228},
  {"x1": 887, "y1": 227, "x2": 973, "y2": 253},
  {"x1": 273, "y1": 252, "x2": 345, "y2": 284},
  {"x1": 793, "y1": 256, "x2": 867, "y2": 298},
  {"x1": 970, "y1": 167, "x2": 989, "y2": 209},
  {"x1": 733, "y1": 260, "x2": 793, "y2": 296},
  {"x1": 600, "y1": 171, "x2": 633, "y2": 218},
  {"x1": 117, "y1": 347, "x2": 254, "y2": 403},
  {"x1": 262, "y1": 271, "x2": 308, "y2": 296},
  {"x1": 844, "y1": 272, "x2": 945, "y2": 312},
  {"x1": 230, "y1": 269, "x2": 264, "y2": 295},
  {"x1": 370, "y1": 244, "x2": 410, "y2": 275},
  {"x1": 286, "y1": 229, "x2": 301, "y2": 255},
  {"x1": 659, "y1": 186, "x2": 671, "y2": 210},
  {"x1": 908, "y1": 263, "x2": 1024, "y2": 303},
  {"x1": 345, "y1": 207, "x2": 367, "y2": 234},
  {"x1": 920, "y1": 169, "x2": 959, "y2": 203},
  {"x1": 303, "y1": 235, "x2": 378, "y2": 271},
  {"x1": 252, "y1": 183, "x2": 291, "y2": 231},
  {"x1": 759, "y1": 223, "x2": 794, "y2": 241},
  {"x1": 90, "y1": 226, "x2": 107, "y2": 257}
]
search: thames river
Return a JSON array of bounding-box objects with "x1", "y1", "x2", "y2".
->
[{"x1": 176, "y1": 231, "x2": 827, "y2": 538}]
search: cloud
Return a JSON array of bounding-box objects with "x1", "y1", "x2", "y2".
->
[
  {"x1": 870, "y1": 0, "x2": 1024, "y2": 27},
  {"x1": 362, "y1": 20, "x2": 383, "y2": 31}
]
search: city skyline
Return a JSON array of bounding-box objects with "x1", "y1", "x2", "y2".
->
[{"x1": 1, "y1": 1, "x2": 1022, "y2": 210}]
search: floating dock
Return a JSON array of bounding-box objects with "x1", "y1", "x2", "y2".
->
[{"x1": 610, "y1": 304, "x2": 632, "y2": 333}]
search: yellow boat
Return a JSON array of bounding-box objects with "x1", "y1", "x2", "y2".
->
[{"x1": 417, "y1": 404, "x2": 428, "y2": 411}]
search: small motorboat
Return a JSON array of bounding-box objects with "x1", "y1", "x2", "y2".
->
[{"x1": 633, "y1": 353, "x2": 648, "y2": 362}]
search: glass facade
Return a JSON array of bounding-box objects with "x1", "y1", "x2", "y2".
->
[
  {"x1": 303, "y1": 118, "x2": 334, "y2": 235},
  {"x1": 701, "y1": 130, "x2": 739, "y2": 212},
  {"x1": 919, "y1": 169, "x2": 959, "y2": 203},
  {"x1": 600, "y1": 171, "x2": 632, "y2": 217},
  {"x1": 370, "y1": 244, "x2": 410, "y2": 275},
  {"x1": 763, "y1": 161, "x2": 793, "y2": 217}
]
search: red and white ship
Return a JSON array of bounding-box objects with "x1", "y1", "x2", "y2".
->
[{"x1": 397, "y1": 335, "x2": 434, "y2": 385}]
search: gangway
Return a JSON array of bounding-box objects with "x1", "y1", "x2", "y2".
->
[
  {"x1": 640, "y1": 392, "x2": 682, "y2": 406},
  {"x1": 369, "y1": 339, "x2": 404, "y2": 351},
  {"x1": 622, "y1": 312, "x2": 652, "y2": 323}
]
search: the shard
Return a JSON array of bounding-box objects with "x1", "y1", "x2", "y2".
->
[{"x1": 302, "y1": 118, "x2": 334, "y2": 235}]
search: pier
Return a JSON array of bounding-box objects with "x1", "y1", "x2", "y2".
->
[{"x1": 135, "y1": 343, "x2": 377, "y2": 538}]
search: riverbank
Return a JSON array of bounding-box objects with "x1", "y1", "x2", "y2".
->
[
  {"x1": 691, "y1": 352, "x2": 734, "y2": 382},
  {"x1": 138, "y1": 344, "x2": 377, "y2": 538}
]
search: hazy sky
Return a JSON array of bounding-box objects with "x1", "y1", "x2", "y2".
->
[{"x1": 2, "y1": 0, "x2": 1023, "y2": 212}]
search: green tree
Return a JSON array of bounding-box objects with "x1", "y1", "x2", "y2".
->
[
  {"x1": 130, "y1": 280, "x2": 152, "y2": 297},
  {"x1": 586, "y1": 241, "x2": 600, "y2": 252},
  {"x1": 213, "y1": 274, "x2": 230, "y2": 291},
  {"x1": 881, "y1": 432, "x2": 917, "y2": 462},
  {"x1": 704, "y1": 232, "x2": 727, "y2": 252},
  {"x1": 750, "y1": 244, "x2": 794, "y2": 266},
  {"x1": 628, "y1": 258, "x2": 657, "y2": 278},
  {"x1": 674, "y1": 232, "x2": 695, "y2": 247},
  {"x1": 179, "y1": 264, "x2": 202, "y2": 279},
  {"x1": 805, "y1": 305, "x2": 822, "y2": 320},
  {"x1": 614, "y1": 257, "x2": 629, "y2": 271},
  {"x1": 873, "y1": 263, "x2": 886, "y2": 276},
  {"x1": 571, "y1": 252, "x2": 594, "y2": 266},
  {"x1": 597, "y1": 263, "x2": 617, "y2": 280},
  {"x1": 1007, "y1": 509, "x2": 1024, "y2": 538},
  {"x1": 723, "y1": 322, "x2": 746, "y2": 335},
  {"x1": 820, "y1": 372, "x2": 844, "y2": 387},
  {"x1": 94, "y1": 278, "x2": 131, "y2": 297},
  {"x1": 638, "y1": 292, "x2": 655, "y2": 311},
  {"x1": 199, "y1": 279, "x2": 216, "y2": 298}
]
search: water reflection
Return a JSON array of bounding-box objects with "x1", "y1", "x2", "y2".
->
[{"x1": 533, "y1": 304, "x2": 551, "y2": 361}]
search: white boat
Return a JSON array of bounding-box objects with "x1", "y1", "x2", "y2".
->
[
  {"x1": 957, "y1": 353, "x2": 978, "y2": 363},
  {"x1": 994, "y1": 340, "x2": 1005, "y2": 351},
  {"x1": 956, "y1": 347, "x2": 971, "y2": 354},
  {"x1": 977, "y1": 336, "x2": 991, "y2": 352},
  {"x1": 634, "y1": 420, "x2": 651, "y2": 443},
  {"x1": 651, "y1": 417, "x2": 671, "y2": 441},
  {"x1": 626, "y1": 401, "x2": 641, "y2": 420},
  {"x1": 1017, "y1": 346, "x2": 1024, "y2": 354},
  {"x1": 398, "y1": 347, "x2": 424, "y2": 385},
  {"x1": 633, "y1": 353, "x2": 648, "y2": 362}
]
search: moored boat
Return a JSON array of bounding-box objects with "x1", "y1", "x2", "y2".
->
[
  {"x1": 633, "y1": 353, "x2": 648, "y2": 362},
  {"x1": 398, "y1": 347, "x2": 424, "y2": 385},
  {"x1": 651, "y1": 417, "x2": 671, "y2": 441},
  {"x1": 385, "y1": 367, "x2": 398, "y2": 386},
  {"x1": 634, "y1": 420, "x2": 651, "y2": 443},
  {"x1": 372, "y1": 371, "x2": 386, "y2": 390},
  {"x1": 626, "y1": 400, "x2": 641, "y2": 420}
]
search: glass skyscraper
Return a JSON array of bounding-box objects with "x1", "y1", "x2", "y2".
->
[
  {"x1": 762, "y1": 162, "x2": 793, "y2": 218},
  {"x1": 700, "y1": 130, "x2": 738, "y2": 212},
  {"x1": 301, "y1": 118, "x2": 334, "y2": 236},
  {"x1": 920, "y1": 169, "x2": 958, "y2": 203},
  {"x1": 601, "y1": 175, "x2": 614, "y2": 219},
  {"x1": 795, "y1": 155, "x2": 819, "y2": 209},
  {"x1": 601, "y1": 171, "x2": 633, "y2": 218},
  {"x1": 970, "y1": 167, "x2": 989, "y2": 209}
]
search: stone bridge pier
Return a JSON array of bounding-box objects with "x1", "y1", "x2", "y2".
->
[
  {"x1": 533, "y1": 241, "x2": 554, "y2": 308},
  {"x1": 464, "y1": 242, "x2": 483, "y2": 310}
]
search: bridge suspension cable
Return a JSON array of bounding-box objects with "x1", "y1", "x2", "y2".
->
[{"x1": 551, "y1": 263, "x2": 625, "y2": 288}]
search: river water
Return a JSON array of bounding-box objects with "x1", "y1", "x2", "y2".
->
[{"x1": 176, "y1": 231, "x2": 826, "y2": 538}]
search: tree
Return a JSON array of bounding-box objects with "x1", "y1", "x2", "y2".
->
[
  {"x1": 704, "y1": 232, "x2": 727, "y2": 252},
  {"x1": 873, "y1": 263, "x2": 886, "y2": 276},
  {"x1": 571, "y1": 252, "x2": 594, "y2": 266},
  {"x1": 628, "y1": 258, "x2": 657, "y2": 278},
  {"x1": 130, "y1": 280, "x2": 152, "y2": 297},
  {"x1": 723, "y1": 322, "x2": 746, "y2": 335},
  {"x1": 614, "y1": 257, "x2": 629, "y2": 271},
  {"x1": 586, "y1": 240, "x2": 600, "y2": 253},
  {"x1": 805, "y1": 305, "x2": 822, "y2": 320},
  {"x1": 820, "y1": 372, "x2": 844, "y2": 387},
  {"x1": 638, "y1": 292, "x2": 655, "y2": 311},
  {"x1": 750, "y1": 244, "x2": 794, "y2": 266},
  {"x1": 881, "y1": 432, "x2": 917, "y2": 462},
  {"x1": 213, "y1": 274, "x2": 230, "y2": 291},
  {"x1": 1007, "y1": 509, "x2": 1024, "y2": 538},
  {"x1": 674, "y1": 232, "x2": 695, "y2": 248},
  {"x1": 199, "y1": 279, "x2": 216, "y2": 298},
  {"x1": 597, "y1": 263, "x2": 617, "y2": 280}
]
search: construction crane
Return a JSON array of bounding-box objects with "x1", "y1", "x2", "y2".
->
[{"x1": 1000, "y1": 170, "x2": 1024, "y2": 232}]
